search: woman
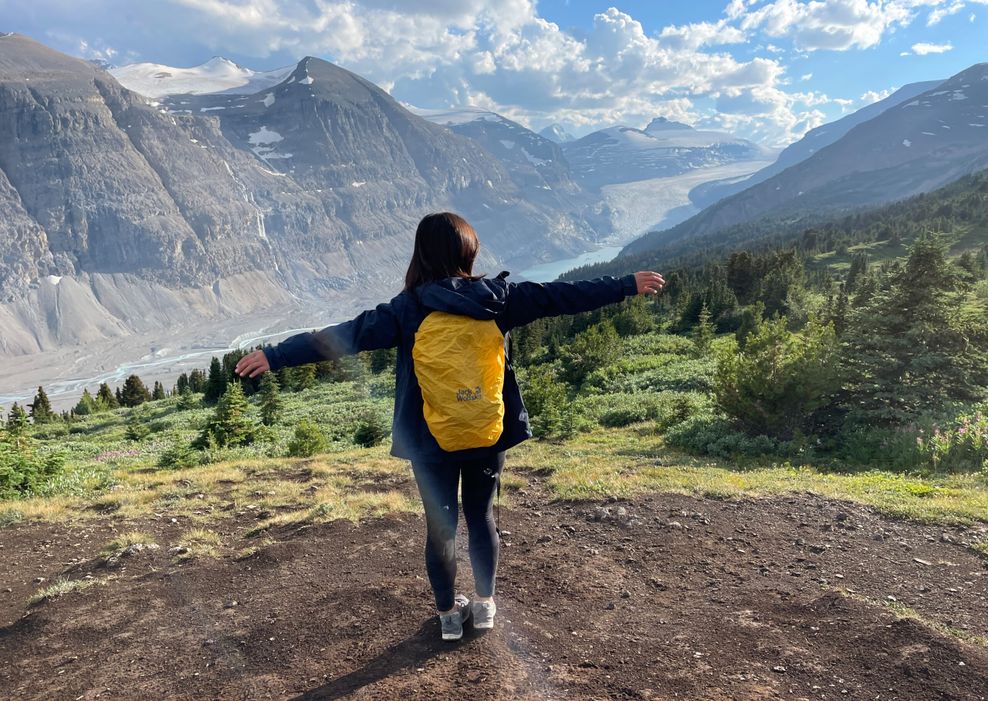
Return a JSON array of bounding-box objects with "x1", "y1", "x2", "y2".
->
[{"x1": 235, "y1": 212, "x2": 665, "y2": 641}]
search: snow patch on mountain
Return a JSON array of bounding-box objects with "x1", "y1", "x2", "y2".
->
[{"x1": 111, "y1": 57, "x2": 293, "y2": 98}]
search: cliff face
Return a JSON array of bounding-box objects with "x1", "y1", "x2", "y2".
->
[{"x1": 0, "y1": 36, "x2": 601, "y2": 356}]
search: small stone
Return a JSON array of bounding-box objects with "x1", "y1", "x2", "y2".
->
[
  {"x1": 620, "y1": 590, "x2": 631, "y2": 599},
  {"x1": 536, "y1": 535, "x2": 553, "y2": 544},
  {"x1": 34, "y1": 577, "x2": 45, "y2": 584},
  {"x1": 667, "y1": 521, "x2": 683, "y2": 529},
  {"x1": 772, "y1": 666, "x2": 786, "y2": 673},
  {"x1": 224, "y1": 600, "x2": 238, "y2": 609},
  {"x1": 913, "y1": 558, "x2": 932, "y2": 566},
  {"x1": 605, "y1": 602, "x2": 616, "y2": 610}
]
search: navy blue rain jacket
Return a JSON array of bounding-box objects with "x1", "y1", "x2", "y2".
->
[{"x1": 263, "y1": 272, "x2": 638, "y2": 462}]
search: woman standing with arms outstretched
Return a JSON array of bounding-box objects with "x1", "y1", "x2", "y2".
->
[{"x1": 236, "y1": 212, "x2": 665, "y2": 641}]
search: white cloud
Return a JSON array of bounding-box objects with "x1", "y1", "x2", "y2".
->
[
  {"x1": 735, "y1": 0, "x2": 938, "y2": 51},
  {"x1": 800, "y1": 72, "x2": 813, "y2": 81},
  {"x1": 5, "y1": 0, "x2": 887, "y2": 147},
  {"x1": 860, "y1": 88, "x2": 894, "y2": 103},
  {"x1": 928, "y1": 0, "x2": 965, "y2": 25},
  {"x1": 910, "y1": 41, "x2": 954, "y2": 53}
]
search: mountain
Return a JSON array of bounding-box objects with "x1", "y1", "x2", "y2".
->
[
  {"x1": 110, "y1": 57, "x2": 295, "y2": 98},
  {"x1": 539, "y1": 123, "x2": 575, "y2": 143},
  {"x1": 0, "y1": 35, "x2": 600, "y2": 357},
  {"x1": 410, "y1": 107, "x2": 608, "y2": 233},
  {"x1": 689, "y1": 79, "x2": 944, "y2": 210},
  {"x1": 561, "y1": 122, "x2": 774, "y2": 190},
  {"x1": 624, "y1": 63, "x2": 988, "y2": 258}
]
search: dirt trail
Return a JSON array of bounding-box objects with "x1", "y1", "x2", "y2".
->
[{"x1": 1, "y1": 479, "x2": 987, "y2": 700}]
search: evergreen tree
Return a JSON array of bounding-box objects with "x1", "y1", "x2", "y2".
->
[
  {"x1": 287, "y1": 419, "x2": 327, "y2": 457},
  {"x1": 175, "y1": 373, "x2": 190, "y2": 394},
  {"x1": 369, "y1": 348, "x2": 397, "y2": 374},
  {"x1": 295, "y1": 364, "x2": 317, "y2": 391},
  {"x1": 152, "y1": 381, "x2": 166, "y2": 401},
  {"x1": 120, "y1": 375, "x2": 152, "y2": 407},
  {"x1": 842, "y1": 237, "x2": 988, "y2": 424},
  {"x1": 115, "y1": 387, "x2": 123, "y2": 405},
  {"x1": 177, "y1": 386, "x2": 200, "y2": 410},
  {"x1": 203, "y1": 357, "x2": 226, "y2": 404},
  {"x1": 28, "y1": 387, "x2": 54, "y2": 424},
  {"x1": 734, "y1": 302, "x2": 765, "y2": 350},
  {"x1": 200, "y1": 382, "x2": 255, "y2": 447},
  {"x1": 559, "y1": 321, "x2": 620, "y2": 386},
  {"x1": 188, "y1": 368, "x2": 207, "y2": 393},
  {"x1": 6, "y1": 403, "x2": 28, "y2": 435},
  {"x1": 96, "y1": 382, "x2": 118, "y2": 410},
  {"x1": 125, "y1": 409, "x2": 151, "y2": 441},
  {"x1": 258, "y1": 373, "x2": 282, "y2": 426},
  {"x1": 277, "y1": 367, "x2": 297, "y2": 392},
  {"x1": 74, "y1": 389, "x2": 98, "y2": 416},
  {"x1": 692, "y1": 304, "x2": 715, "y2": 357}
]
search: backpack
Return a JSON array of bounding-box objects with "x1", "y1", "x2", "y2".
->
[{"x1": 412, "y1": 280, "x2": 508, "y2": 452}]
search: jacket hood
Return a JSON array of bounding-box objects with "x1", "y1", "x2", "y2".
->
[{"x1": 416, "y1": 275, "x2": 508, "y2": 320}]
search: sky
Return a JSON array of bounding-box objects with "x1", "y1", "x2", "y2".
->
[{"x1": 1, "y1": 0, "x2": 985, "y2": 146}]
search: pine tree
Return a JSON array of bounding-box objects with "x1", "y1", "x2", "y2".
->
[
  {"x1": 295, "y1": 364, "x2": 317, "y2": 391},
  {"x1": 28, "y1": 387, "x2": 54, "y2": 424},
  {"x1": 177, "y1": 386, "x2": 199, "y2": 410},
  {"x1": 152, "y1": 381, "x2": 166, "y2": 401},
  {"x1": 115, "y1": 387, "x2": 123, "y2": 405},
  {"x1": 277, "y1": 367, "x2": 297, "y2": 392},
  {"x1": 206, "y1": 382, "x2": 255, "y2": 447},
  {"x1": 258, "y1": 373, "x2": 281, "y2": 426},
  {"x1": 188, "y1": 369, "x2": 207, "y2": 393},
  {"x1": 175, "y1": 373, "x2": 190, "y2": 394},
  {"x1": 120, "y1": 375, "x2": 152, "y2": 407},
  {"x1": 204, "y1": 357, "x2": 226, "y2": 404},
  {"x1": 6, "y1": 403, "x2": 28, "y2": 435},
  {"x1": 842, "y1": 236, "x2": 988, "y2": 424},
  {"x1": 96, "y1": 382, "x2": 118, "y2": 410},
  {"x1": 692, "y1": 304, "x2": 715, "y2": 357},
  {"x1": 125, "y1": 409, "x2": 150, "y2": 441},
  {"x1": 74, "y1": 389, "x2": 98, "y2": 416}
]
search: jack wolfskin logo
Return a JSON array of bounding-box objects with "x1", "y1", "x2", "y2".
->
[{"x1": 456, "y1": 386, "x2": 483, "y2": 401}]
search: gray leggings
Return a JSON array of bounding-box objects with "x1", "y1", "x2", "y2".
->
[{"x1": 411, "y1": 452, "x2": 505, "y2": 611}]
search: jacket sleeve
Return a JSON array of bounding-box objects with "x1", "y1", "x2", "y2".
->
[
  {"x1": 499, "y1": 273, "x2": 638, "y2": 330},
  {"x1": 263, "y1": 300, "x2": 401, "y2": 371}
]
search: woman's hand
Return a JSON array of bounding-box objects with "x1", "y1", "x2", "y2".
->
[
  {"x1": 235, "y1": 350, "x2": 271, "y2": 378},
  {"x1": 634, "y1": 271, "x2": 666, "y2": 295}
]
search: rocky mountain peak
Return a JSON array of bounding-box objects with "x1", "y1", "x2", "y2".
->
[{"x1": 644, "y1": 116, "x2": 692, "y2": 133}]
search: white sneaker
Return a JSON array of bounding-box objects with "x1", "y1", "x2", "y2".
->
[
  {"x1": 471, "y1": 599, "x2": 496, "y2": 629},
  {"x1": 439, "y1": 594, "x2": 471, "y2": 641}
]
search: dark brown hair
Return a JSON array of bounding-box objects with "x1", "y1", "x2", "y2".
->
[{"x1": 404, "y1": 212, "x2": 484, "y2": 290}]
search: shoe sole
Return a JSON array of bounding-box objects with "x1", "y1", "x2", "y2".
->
[
  {"x1": 473, "y1": 620, "x2": 494, "y2": 629},
  {"x1": 442, "y1": 631, "x2": 464, "y2": 641}
]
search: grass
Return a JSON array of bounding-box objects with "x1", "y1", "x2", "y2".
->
[
  {"x1": 172, "y1": 528, "x2": 224, "y2": 562},
  {"x1": 28, "y1": 577, "x2": 103, "y2": 605},
  {"x1": 879, "y1": 598, "x2": 988, "y2": 649},
  {"x1": 100, "y1": 531, "x2": 156, "y2": 558},
  {"x1": 512, "y1": 427, "x2": 988, "y2": 525}
]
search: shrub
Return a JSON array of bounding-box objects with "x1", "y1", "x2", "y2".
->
[
  {"x1": 917, "y1": 410, "x2": 988, "y2": 473},
  {"x1": 353, "y1": 411, "x2": 390, "y2": 447},
  {"x1": 664, "y1": 415, "x2": 783, "y2": 459},
  {"x1": 287, "y1": 419, "x2": 328, "y2": 457},
  {"x1": 0, "y1": 438, "x2": 64, "y2": 499},
  {"x1": 715, "y1": 316, "x2": 839, "y2": 440},
  {"x1": 559, "y1": 321, "x2": 621, "y2": 385},
  {"x1": 125, "y1": 411, "x2": 151, "y2": 442},
  {"x1": 519, "y1": 364, "x2": 576, "y2": 439},
  {"x1": 157, "y1": 435, "x2": 202, "y2": 470}
]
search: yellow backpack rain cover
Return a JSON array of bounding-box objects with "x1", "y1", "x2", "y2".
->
[{"x1": 412, "y1": 311, "x2": 506, "y2": 452}]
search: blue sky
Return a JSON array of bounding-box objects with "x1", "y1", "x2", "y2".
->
[{"x1": 1, "y1": 0, "x2": 985, "y2": 146}]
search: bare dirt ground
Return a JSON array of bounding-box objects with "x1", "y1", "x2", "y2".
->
[{"x1": 1, "y1": 474, "x2": 987, "y2": 700}]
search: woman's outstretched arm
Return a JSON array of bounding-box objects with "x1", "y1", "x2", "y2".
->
[
  {"x1": 235, "y1": 301, "x2": 401, "y2": 378},
  {"x1": 499, "y1": 271, "x2": 664, "y2": 331}
]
